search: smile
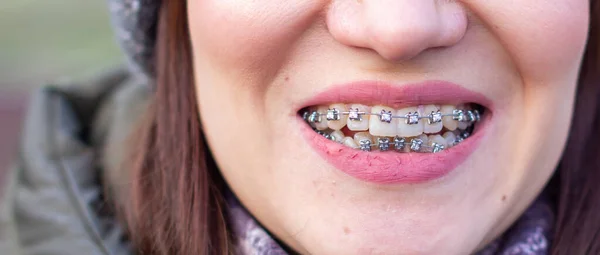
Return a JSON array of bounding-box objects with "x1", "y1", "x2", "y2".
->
[
  {"x1": 303, "y1": 104, "x2": 481, "y2": 153},
  {"x1": 297, "y1": 81, "x2": 492, "y2": 184}
]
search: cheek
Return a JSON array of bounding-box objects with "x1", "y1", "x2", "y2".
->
[
  {"x1": 187, "y1": 0, "x2": 325, "y2": 79},
  {"x1": 469, "y1": 0, "x2": 589, "y2": 83}
]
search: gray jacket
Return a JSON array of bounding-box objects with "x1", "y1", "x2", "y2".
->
[{"x1": 0, "y1": 68, "x2": 146, "y2": 255}]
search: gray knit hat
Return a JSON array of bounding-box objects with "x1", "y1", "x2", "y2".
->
[{"x1": 108, "y1": 0, "x2": 161, "y2": 78}]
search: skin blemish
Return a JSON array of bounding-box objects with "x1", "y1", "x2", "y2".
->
[
  {"x1": 344, "y1": 226, "x2": 351, "y2": 234},
  {"x1": 502, "y1": 195, "x2": 507, "y2": 201}
]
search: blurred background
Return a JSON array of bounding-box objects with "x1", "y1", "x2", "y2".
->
[{"x1": 0, "y1": 1, "x2": 123, "y2": 184}]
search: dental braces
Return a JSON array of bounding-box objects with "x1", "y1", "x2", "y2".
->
[
  {"x1": 305, "y1": 108, "x2": 481, "y2": 125},
  {"x1": 316, "y1": 130, "x2": 472, "y2": 153}
]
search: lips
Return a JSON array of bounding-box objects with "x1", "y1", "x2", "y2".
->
[{"x1": 296, "y1": 81, "x2": 492, "y2": 184}]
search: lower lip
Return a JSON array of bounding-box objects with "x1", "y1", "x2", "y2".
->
[{"x1": 299, "y1": 118, "x2": 487, "y2": 184}]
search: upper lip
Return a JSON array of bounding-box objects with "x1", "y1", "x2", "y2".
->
[{"x1": 295, "y1": 80, "x2": 493, "y2": 112}]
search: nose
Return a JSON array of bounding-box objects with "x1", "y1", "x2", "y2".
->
[{"x1": 326, "y1": 0, "x2": 468, "y2": 61}]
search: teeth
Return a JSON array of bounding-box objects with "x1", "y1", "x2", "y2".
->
[
  {"x1": 466, "y1": 110, "x2": 476, "y2": 123},
  {"x1": 410, "y1": 138, "x2": 424, "y2": 152},
  {"x1": 453, "y1": 130, "x2": 465, "y2": 144},
  {"x1": 371, "y1": 136, "x2": 381, "y2": 146},
  {"x1": 440, "y1": 105, "x2": 458, "y2": 131},
  {"x1": 330, "y1": 130, "x2": 345, "y2": 143},
  {"x1": 306, "y1": 102, "x2": 482, "y2": 153},
  {"x1": 461, "y1": 131, "x2": 471, "y2": 139},
  {"x1": 313, "y1": 106, "x2": 329, "y2": 130},
  {"x1": 428, "y1": 134, "x2": 447, "y2": 148},
  {"x1": 354, "y1": 132, "x2": 374, "y2": 151},
  {"x1": 455, "y1": 136, "x2": 464, "y2": 144},
  {"x1": 473, "y1": 110, "x2": 481, "y2": 122},
  {"x1": 457, "y1": 119, "x2": 469, "y2": 130},
  {"x1": 347, "y1": 104, "x2": 370, "y2": 131},
  {"x1": 394, "y1": 136, "x2": 406, "y2": 151},
  {"x1": 302, "y1": 111, "x2": 311, "y2": 121},
  {"x1": 417, "y1": 134, "x2": 429, "y2": 145},
  {"x1": 442, "y1": 131, "x2": 456, "y2": 147},
  {"x1": 342, "y1": 137, "x2": 359, "y2": 149},
  {"x1": 327, "y1": 104, "x2": 348, "y2": 130},
  {"x1": 354, "y1": 132, "x2": 373, "y2": 145},
  {"x1": 397, "y1": 107, "x2": 424, "y2": 137},
  {"x1": 359, "y1": 140, "x2": 372, "y2": 151},
  {"x1": 423, "y1": 105, "x2": 443, "y2": 134},
  {"x1": 431, "y1": 143, "x2": 445, "y2": 153},
  {"x1": 369, "y1": 105, "x2": 398, "y2": 137},
  {"x1": 456, "y1": 106, "x2": 469, "y2": 130},
  {"x1": 378, "y1": 137, "x2": 391, "y2": 151},
  {"x1": 307, "y1": 111, "x2": 320, "y2": 128}
]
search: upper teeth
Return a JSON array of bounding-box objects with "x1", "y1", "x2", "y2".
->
[
  {"x1": 405, "y1": 111, "x2": 420, "y2": 125},
  {"x1": 326, "y1": 108, "x2": 341, "y2": 121},
  {"x1": 428, "y1": 110, "x2": 443, "y2": 124},
  {"x1": 307, "y1": 104, "x2": 480, "y2": 137},
  {"x1": 348, "y1": 108, "x2": 363, "y2": 121}
]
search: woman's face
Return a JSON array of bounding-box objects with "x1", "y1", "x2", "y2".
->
[{"x1": 188, "y1": 1, "x2": 589, "y2": 254}]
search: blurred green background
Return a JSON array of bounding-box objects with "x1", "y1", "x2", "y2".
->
[
  {"x1": 0, "y1": 1, "x2": 122, "y2": 174},
  {"x1": 0, "y1": 0, "x2": 123, "y2": 91}
]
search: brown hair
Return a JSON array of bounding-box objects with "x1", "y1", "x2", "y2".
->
[
  {"x1": 124, "y1": 1, "x2": 230, "y2": 254},
  {"x1": 551, "y1": 1, "x2": 600, "y2": 254},
  {"x1": 123, "y1": 1, "x2": 600, "y2": 254}
]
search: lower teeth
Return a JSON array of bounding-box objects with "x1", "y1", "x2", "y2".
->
[{"x1": 314, "y1": 127, "x2": 472, "y2": 153}]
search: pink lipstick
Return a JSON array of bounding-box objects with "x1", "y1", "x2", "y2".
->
[{"x1": 297, "y1": 80, "x2": 491, "y2": 184}]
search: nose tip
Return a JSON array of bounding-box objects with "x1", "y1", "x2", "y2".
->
[
  {"x1": 327, "y1": 1, "x2": 468, "y2": 61},
  {"x1": 366, "y1": 17, "x2": 441, "y2": 61}
]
